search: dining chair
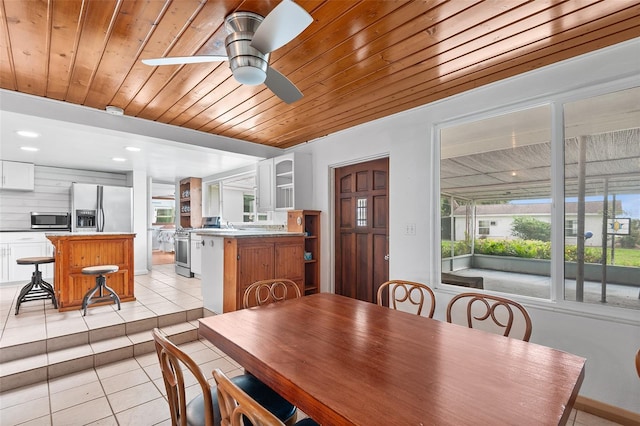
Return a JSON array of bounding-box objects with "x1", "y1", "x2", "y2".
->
[
  {"x1": 243, "y1": 279, "x2": 302, "y2": 309},
  {"x1": 376, "y1": 280, "x2": 436, "y2": 318},
  {"x1": 213, "y1": 368, "x2": 319, "y2": 426},
  {"x1": 151, "y1": 328, "x2": 297, "y2": 426},
  {"x1": 446, "y1": 292, "x2": 533, "y2": 341}
]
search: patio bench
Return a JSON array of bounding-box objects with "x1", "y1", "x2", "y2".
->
[{"x1": 441, "y1": 272, "x2": 484, "y2": 289}]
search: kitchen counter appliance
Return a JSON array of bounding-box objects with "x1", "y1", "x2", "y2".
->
[
  {"x1": 202, "y1": 216, "x2": 221, "y2": 228},
  {"x1": 71, "y1": 183, "x2": 133, "y2": 232},
  {"x1": 175, "y1": 228, "x2": 193, "y2": 277},
  {"x1": 30, "y1": 212, "x2": 70, "y2": 230}
]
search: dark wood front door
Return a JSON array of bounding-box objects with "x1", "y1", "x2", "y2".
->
[{"x1": 335, "y1": 157, "x2": 389, "y2": 303}]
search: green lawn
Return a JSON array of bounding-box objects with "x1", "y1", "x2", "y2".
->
[{"x1": 606, "y1": 247, "x2": 640, "y2": 267}]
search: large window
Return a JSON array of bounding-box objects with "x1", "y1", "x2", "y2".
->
[
  {"x1": 440, "y1": 105, "x2": 552, "y2": 300},
  {"x1": 439, "y1": 86, "x2": 640, "y2": 312}
]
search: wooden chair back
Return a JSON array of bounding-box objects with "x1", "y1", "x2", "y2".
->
[
  {"x1": 636, "y1": 349, "x2": 640, "y2": 378},
  {"x1": 243, "y1": 279, "x2": 302, "y2": 309},
  {"x1": 446, "y1": 292, "x2": 533, "y2": 341},
  {"x1": 213, "y1": 368, "x2": 285, "y2": 426},
  {"x1": 376, "y1": 280, "x2": 436, "y2": 318},
  {"x1": 152, "y1": 328, "x2": 214, "y2": 426}
]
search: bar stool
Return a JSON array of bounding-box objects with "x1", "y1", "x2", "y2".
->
[
  {"x1": 81, "y1": 265, "x2": 121, "y2": 316},
  {"x1": 15, "y1": 256, "x2": 57, "y2": 314}
]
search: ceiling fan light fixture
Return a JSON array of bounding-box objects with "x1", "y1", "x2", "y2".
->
[{"x1": 233, "y1": 66, "x2": 267, "y2": 85}]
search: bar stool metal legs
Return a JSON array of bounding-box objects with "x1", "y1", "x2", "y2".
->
[
  {"x1": 81, "y1": 265, "x2": 121, "y2": 316},
  {"x1": 15, "y1": 257, "x2": 57, "y2": 315}
]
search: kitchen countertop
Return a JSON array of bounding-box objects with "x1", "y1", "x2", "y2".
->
[
  {"x1": 0, "y1": 228, "x2": 68, "y2": 232},
  {"x1": 45, "y1": 232, "x2": 136, "y2": 236},
  {"x1": 194, "y1": 229, "x2": 303, "y2": 238}
]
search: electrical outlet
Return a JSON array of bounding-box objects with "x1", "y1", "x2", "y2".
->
[{"x1": 405, "y1": 223, "x2": 416, "y2": 235}]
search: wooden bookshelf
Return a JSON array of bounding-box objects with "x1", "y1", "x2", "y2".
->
[
  {"x1": 179, "y1": 177, "x2": 202, "y2": 228},
  {"x1": 288, "y1": 210, "x2": 321, "y2": 295}
]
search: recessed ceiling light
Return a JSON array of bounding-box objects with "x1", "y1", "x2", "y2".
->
[
  {"x1": 16, "y1": 130, "x2": 39, "y2": 138},
  {"x1": 20, "y1": 146, "x2": 39, "y2": 152},
  {"x1": 125, "y1": 146, "x2": 141, "y2": 152},
  {"x1": 112, "y1": 157, "x2": 126, "y2": 162}
]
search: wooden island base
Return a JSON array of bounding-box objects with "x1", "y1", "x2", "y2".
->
[{"x1": 46, "y1": 233, "x2": 136, "y2": 312}]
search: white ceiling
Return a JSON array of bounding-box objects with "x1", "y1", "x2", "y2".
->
[{"x1": 0, "y1": 90, "x2": 285, "y2": 184}]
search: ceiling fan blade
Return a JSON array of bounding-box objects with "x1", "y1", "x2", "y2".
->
[
  {"x1": 250, "y1": 0, "x2": 313, "y2": 54},
  {"x1": 142, "y1": 55, "x2": 227, "y2": 66},
  {"x1": 265, "y1": 66, "x2": 303, "y2": 104}
]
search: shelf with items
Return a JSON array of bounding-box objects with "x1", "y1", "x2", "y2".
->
[
  {"x1": 287, "y1": 210, "x2": 321, "y2": 295},
  {"x1": 178, "y1": 177, "x2": 202, "y2": 228}
]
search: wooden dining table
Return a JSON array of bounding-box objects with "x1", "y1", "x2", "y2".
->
[{"x1": 198, "y1": 293, "x2": 585, "y2": 425}]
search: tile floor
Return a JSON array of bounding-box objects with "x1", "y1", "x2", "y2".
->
[
  {"x1": 0, "y1": 263, "x2": 203, "y2": 348},
  {"x1": 0, "y1": 265, "x2": 625, "y2": 425}
]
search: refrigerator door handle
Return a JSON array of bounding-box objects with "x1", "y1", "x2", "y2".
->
[{"x1": 97, "y1": 186, "x2": 104, "y2": 232}]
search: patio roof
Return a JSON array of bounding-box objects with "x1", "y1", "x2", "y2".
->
[{"x1": 441, "y1": 128, "x2": 640, "y2": 202}]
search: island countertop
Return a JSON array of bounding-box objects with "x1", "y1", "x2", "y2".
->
[
  {"x1": 194, "y1": 229, "x2": 303, "y2": 238},
  {"x1": 45, "y1": 232, "x2": 136, "y2": 237}
]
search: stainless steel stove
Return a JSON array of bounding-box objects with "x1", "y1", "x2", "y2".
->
[{"x1": 175, "y1": 228, "x2": 193, "y2": 277}]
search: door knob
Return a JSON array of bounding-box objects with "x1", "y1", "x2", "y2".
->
[{"x1": 384, "y1": 254, "x2": 390, "y2": 261}]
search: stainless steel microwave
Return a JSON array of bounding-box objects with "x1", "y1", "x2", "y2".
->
[{"x1": 30, "y1": 212, "x2": 70, "y2": 229}]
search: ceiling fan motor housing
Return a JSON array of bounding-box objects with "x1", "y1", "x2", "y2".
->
[{"x1": 225, "y1": 12, "x2": 269, "y2": 85}]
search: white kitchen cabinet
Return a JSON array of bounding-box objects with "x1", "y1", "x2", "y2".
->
[
  {"x1": 256, "y1": 153, "x2": 312, "y2": 212},
  {"x1": 0, "y1": 233, "x2": 53, "y2": 284},
  {"x1": 1, "y1": 161, "x2": 35, "y2": 191},
  {"x1": 274, "y1": 152, "x2": 311, "y2": 210},
  {"x1": 256, "y1": 158, "x2": 274, "y2": 212},
  {"x1": 190, "y1": 233, "x2": 202, "y2": 276}
]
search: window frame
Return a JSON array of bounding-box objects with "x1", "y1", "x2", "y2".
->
[
  {"x1": 477, "y1": 220, "x2": 490, "y2": 236},
  {"x1": 432, "y1": 78, "x2": 640, "y2": 324},
  {"x1": 564, "y1": 219, "x2": 578, "y2": 237}
]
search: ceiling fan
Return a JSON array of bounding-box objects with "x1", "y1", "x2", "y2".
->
[{"x1": 142, "y1": 0, "x2": 312, "y2": 104}]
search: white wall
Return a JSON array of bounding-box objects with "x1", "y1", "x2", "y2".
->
[
  {"x1": 132, "y1": 170, "x2": 148, "y2": 275},
  {"x1": 292, "y1": 38, "x2": 640, "y2": 413},
  {"x1": 0, "y1": 165, "x2": 128, "y2": 230}
]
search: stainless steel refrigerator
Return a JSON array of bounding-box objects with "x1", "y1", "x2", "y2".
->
[{"x1": 71, "y1": 183, "x2": 133, "y2": 232}]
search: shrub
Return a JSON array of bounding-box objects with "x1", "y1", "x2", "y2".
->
[
  {"x1": 441, "y1": 240, "x2": 472, "y2": 257},
  {"x1": 511, "y1": 216, "x2": 551, "y2": 242}
]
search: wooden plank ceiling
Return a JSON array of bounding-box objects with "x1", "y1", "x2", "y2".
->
[{"x1": 1, "y1": 0, "x2": 639, "y2": 149}]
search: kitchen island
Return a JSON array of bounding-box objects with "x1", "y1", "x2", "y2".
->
[
  {"x1": 46, "y1": 232, "x2": 135, "y2": 312},
  {"x1": 195, "y1": 229, "x2": 304, "y2": 313}
]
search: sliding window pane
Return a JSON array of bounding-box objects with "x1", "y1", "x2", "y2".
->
[{"x1": 563, "y1": 87, "x2": 640, "y2": 310}]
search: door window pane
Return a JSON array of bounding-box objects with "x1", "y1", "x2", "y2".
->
[{"x1": 356, "y1": 198, "x2": 367, "y2": 227}]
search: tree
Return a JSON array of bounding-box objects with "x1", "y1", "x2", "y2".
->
[{"x1": 511, "y1": 216, "x2": 551, "y2": 241}]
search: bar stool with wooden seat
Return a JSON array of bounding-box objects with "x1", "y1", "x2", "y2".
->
[
  {"x1": 14, "y1": 256, "x2": 57, "y2": 314},
  {"x1": 81, "y1": 265, "x2": 121, "y2": 316}
]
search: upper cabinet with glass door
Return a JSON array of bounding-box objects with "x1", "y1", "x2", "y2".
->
[{"x1": 257, "y1": 152, "x2": 312, "y2": 212}]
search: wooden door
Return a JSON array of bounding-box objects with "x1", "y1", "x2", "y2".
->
[{"x1": 335, "y1": 158, "x2": 389, "y2": 303}]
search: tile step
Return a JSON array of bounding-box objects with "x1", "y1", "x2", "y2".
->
[
  {"x1": 0, "y1": 307, "x2": 204, "y2": 363},
  {"x1": 0, "y1": 321, "x2": 201, "y2": 393}
]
